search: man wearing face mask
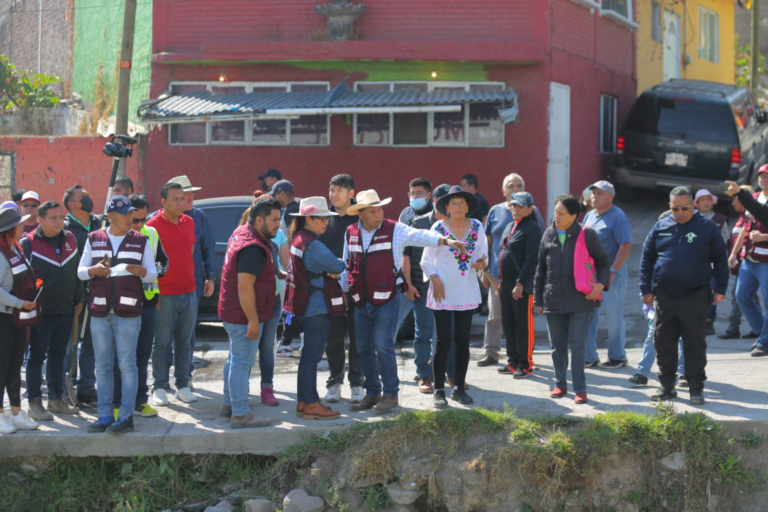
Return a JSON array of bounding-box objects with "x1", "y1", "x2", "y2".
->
[
  {"x1": 258, "y1": 169, "x2": 282, "y2": 193},
  {"x1": 398, "y1": 178, "x2": 433, "y2": 226}
]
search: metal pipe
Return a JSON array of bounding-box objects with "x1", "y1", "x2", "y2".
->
[
  {"x1": 266, "y1": 106, "x2": 462, "y2": 115},
  {"x1": 37, "y1": 0, "x2": 42, "y2": 72}
]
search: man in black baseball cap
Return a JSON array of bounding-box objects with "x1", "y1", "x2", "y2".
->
[{"x1": 258, "y1": 169, "x2": 282, "y2": 193}]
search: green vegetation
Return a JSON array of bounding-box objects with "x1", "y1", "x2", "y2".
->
[
  {"x1": 735, "y1": 35, "x2": 767, "y2": 90},
  {"x1": 0, "y1": 56, "x2": 60, "y2": 114}
]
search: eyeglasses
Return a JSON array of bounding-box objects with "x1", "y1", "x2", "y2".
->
[
  {"x1": 408, "y1": 191, "x2": 428, "y2": 199},
  {"x1": 311, "y1": 216, "x2": 331, "y2": 224},
  {"x1": 132, "y1": 217, "x2": 148, "y2": 224},
  {"x1": 670, "y1": 204, "x2": 693, "y2": 212},
  {"x1": 21, "y1": 203, "x2": 38, "y2": 208}
]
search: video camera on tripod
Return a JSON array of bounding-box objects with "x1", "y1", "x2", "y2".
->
[{"x1": 103, "y1": 134, "x2": 138, "y2": 159}]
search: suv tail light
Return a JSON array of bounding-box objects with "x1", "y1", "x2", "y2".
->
[
  {"x1": 731, "y1": 147, "x2": 741, "y2": 170},
  {"x1": 617, "y1": 136, "x2": 625, "y2": 155}
]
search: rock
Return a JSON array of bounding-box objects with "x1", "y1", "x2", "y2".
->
[
  {"x1": 204, "y1": 500, "x2": 235, "y2": 512},
  {"x1": 244, "y1": 499, "x2": 274, "y2": 512},
  {"x1": 283, "y1": 489, "x2": 325, "y2": 512},
  {"x1": 222, "y1": 482, "x2": 244, "y2": 494},
  {"x1": 183, "y1": 497, "x2": 220, "y2": 511},
  {"x1": 336, "y1": 478, "x2": 348, "y2": 489},
  {"x1": 386, "y1": 481, "x2": 424, "y2": 506},
  {"x1": 20, "y1": 463, "x2": 38, "y2": 474},
  {"x1": 659, "y1": 452, "x2": 685, "y2": 472}
]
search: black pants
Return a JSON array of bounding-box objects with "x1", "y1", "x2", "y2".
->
[
  {"x1": 0, "y1": 312, "x2": 26, "y2": 408},
  {"x1": 280, "y1": 313, "x2": 303, "y2": 346},
  {"x1": 325, "y1": 293, "x2": 364, "y2": 387},
  {"x1": 432, "y1": 309, "x2": 474, "y2": 390},
  {"x1": 654, "y1": 287, "x2": 710, "y2": 392},
  {"x1": 499, "y1": 285, "x2": 535, "y2": 370}
]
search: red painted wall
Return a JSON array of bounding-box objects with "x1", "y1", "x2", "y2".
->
[{"x1": 0, "y1": 137, "x2": 142, "y2": 213}]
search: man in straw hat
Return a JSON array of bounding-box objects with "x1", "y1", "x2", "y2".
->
[{"x1": 343, "y1": 189, "x2": 468, "y2": 413}]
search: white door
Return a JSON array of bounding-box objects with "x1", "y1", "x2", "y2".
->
[
  {"x1": 663, "y1": 11, "x2": 681, "y2": 82},
  {"x1": 546, "y1": 82, "x2": 570, "y2": 224}
]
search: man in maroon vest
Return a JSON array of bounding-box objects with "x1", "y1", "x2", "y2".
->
[
  {"x1": 217, "y1": 196, "x2": 281, "y2": 429},
  {"x1": 343, "y1": 190, "x2": 467, "y2": 413},
  {"x1": 77, "y1": 195, "x2": 157, "y2": 435}
]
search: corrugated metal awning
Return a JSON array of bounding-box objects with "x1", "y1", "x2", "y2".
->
[{"x1": 138, "y1": 80, "x2": 518, "y2": 124}]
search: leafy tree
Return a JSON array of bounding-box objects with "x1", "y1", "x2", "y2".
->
[
  {"x1": 735, "y1": 35, "x2": 766, "y2": 90},
  {"x1": 0, "y1": 55, "x2": 60, "y2": 114}
]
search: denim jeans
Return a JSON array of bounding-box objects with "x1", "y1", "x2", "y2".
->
[
  {"x1": 152, "y1": 292, "x2": 196, "y2": 390},
  {"x1": 63, "y1": 309, "x2": 97, "y2": 396},
  {"x1": 636, "y1": 317, "x2": 685, "y2": 377},
  {"x1": 297, "y1": 313, "x2": 332, "y2": 405},
  {"x1": 546, "y1": 310, "x2": 595, "y2": 394},
  {"x1": 28, "y1": 314, "x2": 74, "y2": 401},
  {"x1": 91, "y1": 313, "x2": 141, "y2": 420},
  {"x1": 355, "y1": 296, "x2": 400, "y2": 398},
  {"x1": 222, "y1": 321, "x2": 264, "y2": 417},
  {"x1": 395, "y1": 289, "x2": 447, "y2": 379},
  {"x1": 114, "y1": 305, "x2": 156, "y2": 407},
  {"x1": 735, "y1": 259, "x2": 768, "y2": 349},
  {"x1": 586, "y1": 267, "x2": 628, "y2": 363},
  {"x1": 257, "y1": 296, "x2": 281, "y2": 389}
]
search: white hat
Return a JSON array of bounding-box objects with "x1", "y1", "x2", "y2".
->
[
  {"x1": 20, "y1": 191, "x2": 40, "y2": 203},
  {"x1": 168, "y1": 175, "x2": 202, "y2": 192},
  {"x1": 347, "y1": 190, "x2": 392, "y2": 215},
  {"x1": 694, "y1": 188, "x2": 718, "y2": 205},
  {"x1": 289, "y1": 197, "x2": 339, "y2": 217}
]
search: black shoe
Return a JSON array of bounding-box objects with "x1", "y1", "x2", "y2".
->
[
  {"x1": 599, "y1": 359, "x2": 627, "y2": 369},
  {"x1": 650, "y1": 387, "x2": 677, "y2": 402},
  {"x1": 743, "y1": 331, "x2": 760, "y2": 339},
  {"x1": 718, "y1": 330, "x2": 741, "y2": 340},
  {"x1": 678, "y1": 379, "x2": 689, "y2": 388},
  {"x1": 433, "y1": 390, "x2": 448, "y2": 409},
  {"x1": 107, "y1": 416, "x2": 135, "y2": 435},
  {"x1": 690, "y1": 393, "x2": 705, "y2": 406},
  {"x1": 77, "y1": 391, "x2": 98, "y2": 404},
  {"x1": 585, "y1": 360, "x2": 600, "y2": 368},
  {"x1": 497, "y1": 364, "x2": 517, "y2": 375},
  {"x1": 627, "y1": 374, "x2": 648, "y2": 387},
  {"x1": 87, "y1": 416, "x2": 115, "y2": 433},
  {"x1": 450, "y1": 388, "x2": 474, "y2": 405},
  {"x1": 513, "y1": 368, "x2": 532, "y2": 379},
  {"x1": 705, "y1": 319, "x2": 715, "y2": 336},
  {"x1": 751, "y1": 346, "x2": 768, "y2": 357},
  {"x1": 477, "y1": 355, "x2": 498, "y2": 367}
]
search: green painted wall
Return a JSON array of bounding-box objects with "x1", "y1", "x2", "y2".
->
[{"x1": 71, "y1": 0, "x2": 152, "y2": 127}]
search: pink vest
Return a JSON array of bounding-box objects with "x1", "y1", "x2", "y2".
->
[{"x1": 346, "y1": 219, "x2": 397, "y2": 307}]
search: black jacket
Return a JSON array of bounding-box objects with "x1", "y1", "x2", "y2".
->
[
  {"x1": 398, "y1": 202, "x2": 434, "y2": 227},
  {"x1": 404, "y1": 212, "x2": 438, "y2": 294},
  {"x1": 533, "y1": 221, "x2": 611, "y2": 314},
  {"x1": 64, "y1": 212, "x2": 103, "y2": 255},
  {"x1": 499, "y1": 214, "x2": 543, "y2": 293},
  {"x1": 737, "y1": 189, "x2": 768, "y2": 226},
  {"x1": 318, "y1": 200, "x2": 358, "y2": 259}
]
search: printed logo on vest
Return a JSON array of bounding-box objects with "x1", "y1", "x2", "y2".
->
[
  {"x1": 374, "y1": 235, "x2": 388, "y2": 241},
  {"x1": 93, "y1": 241, "x2": 107, "y2": 248}
]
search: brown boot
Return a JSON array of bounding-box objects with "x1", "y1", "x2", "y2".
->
[
  {"x1": 418, "y1": 378, "x2": 434, "y2": 394},
  {"x1": 218, "y1": 405, "x2": 232, "y2": 419},
  {"x1": 350, "y1": 394, "x2": 381, "y2": 411},
  {"x1": 303, "y1": 401, "x2": 340, "y2": 420},
  {"x1": 231, "y1": 413, "x2": 271, "y2": 429},
  {"x1": 296, "y1": 401, "x2": 305, "y2": 418},
  {"x1": 373, "y1": 395, "x2": 399, "y2": 413},
  {"x1": 447, "y1": 377, "x2": 470, "y2": 390}
]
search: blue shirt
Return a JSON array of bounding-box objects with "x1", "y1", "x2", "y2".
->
[
  {"x1": 583, "y1": 205, "x2": 632, "y2": 263},
  {"x1": 273, "y1": 229, "x2": 287, "y2": 295},
  {"x1": 185, "y1": 207, "x2": 217, "y2": 294},
  {"x1": 301, "y1": 238, "x2": 346, "y2": 318}
]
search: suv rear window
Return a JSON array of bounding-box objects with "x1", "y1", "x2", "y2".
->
[{"x1": 623, "y1": 94, "x2": 737, "y2": 142}]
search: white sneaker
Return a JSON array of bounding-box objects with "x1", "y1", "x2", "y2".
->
[
  {"x1": 350, "y1": 386, "x2": 365, "y2": 404},
  {"x1": 0, "y1": 414, "x2": 17, "y2": 434},
  {"x1": 325, "y1": 384, "x2": 341, "y2": 403},
  {"x1": 151, "y1": 388, "x2": 170, "y2": 407},
  {"x1": 175, "y1": 387, "x2": 198, "y2": 403},
  {"x1": 10, "y1": 410, "x2": 39, "y2": 430}
]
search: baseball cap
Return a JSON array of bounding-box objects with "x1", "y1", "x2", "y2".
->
[
  {"x1": 432, "y1": 184, "x2": 451, "y2": 202},
  {"x1": 0, "y1": 201, "x2": 18, "y2": 211},
  {"x1": 758, "y1": 164, "x2": 768, "y2": 176},
  {"x1": 588, "y1": 180, "x2": 616, "y2": 195},
  {"x1": 20, "y1": 191, "x2": 40, "y2": 203},
  {"x1": 508, "y1": 191, "x2": 534, "y2": 207},
  {"x1": 107, "y1": 195, "x2": 138, "y2": 214},
  {"x1": 268, "y1": 180, "x2": 294, "y2": 196},
  {"x1": 258, "y1": 168, "x2": 282, "y2": 181}
]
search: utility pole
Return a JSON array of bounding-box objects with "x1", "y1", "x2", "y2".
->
[
  {"x1": 114, "y1": 0, "x2": 138, "y2": 178},
  {"x1": 752, "y1": 0, "x2": 761, "y2": 98}
]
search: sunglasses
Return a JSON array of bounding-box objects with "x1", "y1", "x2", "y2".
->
[
  {"x1": 670, "y1": 204, "x2": 693, "y2": 212},
  {"x1": 132, "y1": 217, "x2": 148, "y2": 224},
  {"x1": 21, "y1": 203, "x2": 38, "y2": 208}
]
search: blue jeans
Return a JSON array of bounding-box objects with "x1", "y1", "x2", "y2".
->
[
  {"x1": 28, "y1": 314, "x2": 74, "y2": 401},
  {"x1": 356, "y1": 297, "x2": 400, "y2": 398},
  {"x1": 91, "y1": 313, "x2": 140, "y2": 420},
  {"x1": 222, "y1": 321, "x2": 264, "y2": 417},
  {"x1": 586, "y1": 267, "x2": 628, "y2": 363},
  {"x1": 636, "y1": 317, "x2": 684, "y2": 377},
  {"x1": 297, "y1": 313, "x2": 332, "y2": 405},
  {"x1": 63, "y1": 309, "x2": 96, "y2": 396},
  {"x1": 546, "y1": 310, "x2": 594, "y2": 394},
  {"x1": 257, "y1": 296, "x2": 281, "y2": 389},
  {"x1": 114, "y1": 305, "x2": 156, "y2": 407},
  {"x1": 395, "y1": 290, "x2": 451, "y2": 378},
  {"x1": 152, "y1": 292, "x2": 196, "y2": 390},
  {"x1": 736, "y1": 259, "x2": 768, "y2": 349}
]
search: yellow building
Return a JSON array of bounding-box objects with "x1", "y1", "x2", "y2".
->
[{"x1": 636, "y1": 0, "x2": 736, "y2": 94}]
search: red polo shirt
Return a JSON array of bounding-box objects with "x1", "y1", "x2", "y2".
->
[{"x1": 147, "y1": 210, "x2": 197, "y2": 295}]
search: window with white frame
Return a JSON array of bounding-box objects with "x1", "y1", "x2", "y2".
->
[
  {"x1": 599, "y1": 94, "x2": 617, "y2": 154},
  {"x1": 698, "y1": 7, "x2": 718, "y2": 64},
  {"x1": 651, "y1": 1, "x2": 662, "y2": 43},
  {"x1": 602, "y1": 0, "x2": 631, "y2": 19},
  {"x1": 353, "y1": 81, "x2": 506, "y2": 148},
  {"x1": 168, "y1": 82, "x2": 331, "y2": 146}
]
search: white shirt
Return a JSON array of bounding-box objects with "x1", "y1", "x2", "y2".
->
[
  {"x1": 77, "y1": 228, "x2": 157, "y2": 283},
  {"x1": 420, "y1": 218, "x2": 488, "y2": 310}
]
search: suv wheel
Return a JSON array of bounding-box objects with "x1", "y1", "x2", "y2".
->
[{"x1": 616, "y1": 184, "x2": 637, "y2": 203}]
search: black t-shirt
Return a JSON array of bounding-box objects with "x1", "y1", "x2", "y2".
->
[{"x1": 237, "y1": 245, "x2": 266, "y2": 277}]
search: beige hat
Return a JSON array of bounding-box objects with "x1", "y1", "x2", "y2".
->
[
  {"x1": 168, "y1": 175, "x2": 202, "y2": 192},
  {"x1": 289, "y1": 197, "x2": 339, "y2": 217},
  {"x1": 347, "y1": 190, "x2": 392, "y2": 215}
]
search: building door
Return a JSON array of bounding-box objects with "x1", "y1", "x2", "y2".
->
[
  {"x1": 663, "y1": 11, "x2": 681, "y2": 82},
  {"x1": 547, "y1": 82, "x2": 570, "y2": 224},
  {"x1": 0, "y1": 153, "x2": 13, "y2": 203}
]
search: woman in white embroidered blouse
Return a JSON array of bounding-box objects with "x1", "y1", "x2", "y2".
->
[{"x1": 421, "y1": 186, "x2": 488, "y2": 409}]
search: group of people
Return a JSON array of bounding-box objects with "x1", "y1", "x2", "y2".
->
[{"x1": 0, "y1": 165, "x2": 764, "y2": 433}]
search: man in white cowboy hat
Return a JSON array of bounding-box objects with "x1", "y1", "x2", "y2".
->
[{"x1": 343, "y1": 189, "x2": 468, "y2": 413}]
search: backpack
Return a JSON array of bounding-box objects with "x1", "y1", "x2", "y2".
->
[{"x1": 574, "y1": 228, "x2": 602, "y2": 300}]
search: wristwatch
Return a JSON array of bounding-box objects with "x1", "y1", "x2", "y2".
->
[{"x1": 610, "y1": 268, "x2": 617, "y2": 275}]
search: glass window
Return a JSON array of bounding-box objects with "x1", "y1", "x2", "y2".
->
[
  {"x1": 356, "y1": 83, "x2": 390, "y2": 145},
  {"x1": 698, "y1": 8, "x2": 718, "y2": 63},
  {"x1": 432, "y1": 86, "x2": 466, "y2": 145},
  {"x1": 393, "y1": 83, "x2": 428, "y2": 146},
  {"x1": 624, "y1": 95, "x2": 737, "y2": 143},
  {"x1": 289, "y1": 84, "x2": 329, "y2": 146},
  {"x1": 170, "y1": 84, "x2": 207, "y2": 144},
  {"x1": 251, "y1": 86, "x2": 288, "y2": 145},
  {"x1": 469, "y1": 84, "x2": 504, "y2": 147},
  {"x1": 602, "y1": 0, "x2": 630, "y2": 19},
  {"x1": 651, "y1": 2, "x2": 662, "y2": 43},
  {"x1": 600, "y1": 95, "x2": 617, "y2": 153},
  {"x1": 210, "y1": 86, "x2": 246, "y2": 143},
  {"x1": 732, "y1": 97, "x2": 749, "y2": 137}
]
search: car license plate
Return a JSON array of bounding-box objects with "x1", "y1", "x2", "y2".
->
[{"x1": 665, "y1": 152, "x2": 688, "y2": 167}]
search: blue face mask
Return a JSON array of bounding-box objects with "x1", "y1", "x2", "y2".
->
[{"x1": 410, "y1": 197, "x2": 428, "y2": 211}]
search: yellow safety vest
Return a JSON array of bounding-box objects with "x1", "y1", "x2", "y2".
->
[{"x1": 140, "y1": 225, "x2": 160, "y2": 300}]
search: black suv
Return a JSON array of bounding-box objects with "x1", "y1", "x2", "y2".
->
[
  {"x1": 614, "y1": 80, "x2": 768, "y2": 200},
  {"x1": 195, "y1": 196, "x2": 253, "y2": 322}
]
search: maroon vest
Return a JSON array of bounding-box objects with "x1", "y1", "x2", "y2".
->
[
  {"x1": 284, "y1": 228, "x2": 316, "y2": 316},
  {"x1": 0, "y1": 244, "x2": 37, "y2": 307},
  {"x1": 346, "y1": 219, "x2": 397, "y2": 307},
  {"x1": 710, "y1": 212, "x2": 727, "y2": 229},
  {"x1": 732, "y1": 214, "x2": 746, "y2": 254},
  {"x1": 88, "y1": 229, "x2": 147, "y2": 318},
  {"x1": 745, "y1": 193, "x2": 768, "y2": 262},
  {"x1": 218, "y1": 224, "x2": 276, "y2": 325}
]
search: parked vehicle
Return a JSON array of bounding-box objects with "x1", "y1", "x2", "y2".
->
[{"x1": 614, "y1": 80, "x2": 768, "y2": 201}]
